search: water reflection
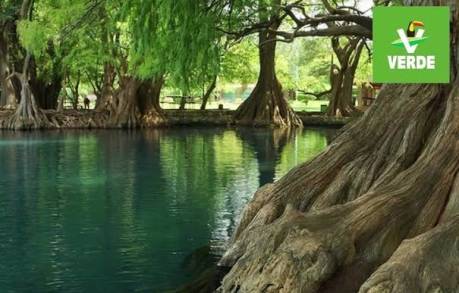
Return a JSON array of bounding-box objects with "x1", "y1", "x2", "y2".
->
[{"x1": 0, "y1": 127, "x2": 337, "y2": 292}]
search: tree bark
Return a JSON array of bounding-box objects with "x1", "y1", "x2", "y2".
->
[
  {"x1": 218, "y1": 1, "x2": 459, "y2": 291},
  {"x1": 201, "y1": 76, "x2": 217, "y2": 110},
  {"x1": 95, "y1": 63, "x2": 116, "y2": 112},
  {"x1": 109, "y1": 76, "x2": 165, "y2": 128},
  {"x1": 138, "y1": 76, "x2": 166, "y2": 127},
  {"x1": 327, "y1": 37, "x2": 364, "y2": 117},
  {"x1": 233, "y1": 0, "x2": 302, "y2": 128}
]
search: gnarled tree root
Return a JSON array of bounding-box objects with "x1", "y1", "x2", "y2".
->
[{"x1": 218, "y1": 81, "x2": 459, "y2": 291}]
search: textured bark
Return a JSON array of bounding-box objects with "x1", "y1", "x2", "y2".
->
[
  {"x1": 109, "y1": 77, "x2": 142, "y2": 128},
  {"x1": 95, "y1": 63, "x2": 116, "y2": 112},
  {"x1": 6, "y1": 54, "x2": 52, "y2": 130},
  {"x1": 218, "y1": 1, "x2": 459, "y2": 289},
  {"x1": 138, "y1": 76, "x2": 166, "y2": 127},
  {"x1": 0, "y1": 23, "x2": 18, "y2": 109},
  {"x1": 109, "y1": 76, "x2": 165, "y2": 128},
  {"x1": 219, "y1": 81, "x2": 459, "y2": 293},
  {"x1": 327, "y1": 37, "x2": 364, "y2": 117},
  {"x1": 201, "y1": 76, "x2": 217, "y2": 110},
  {"x1": 233, "y1": 0, "x2": 302, "y2": 128}
]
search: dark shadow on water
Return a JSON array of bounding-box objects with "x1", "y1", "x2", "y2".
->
[{"x1": 171, "y1": 245, "x2": 230, "y2": 293}]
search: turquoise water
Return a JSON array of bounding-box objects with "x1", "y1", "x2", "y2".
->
[{"x1": 0, "y1": 127, "x2": 336, "y2": 292}]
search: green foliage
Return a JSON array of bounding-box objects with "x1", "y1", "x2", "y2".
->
[
  {"x1": 17, "y1": 20, "x2": 49, "y2": 56},
  {"x1": 220, "y1": 38, "x2": 258, "y2": 84},
  {"x1": 124, "y1": 0, "x2": 222, "y2": 92}
]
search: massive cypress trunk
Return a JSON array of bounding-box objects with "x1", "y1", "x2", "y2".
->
[
  {"x1": 138, "y1": 76, "x2": 166, "y2": 127},
  {"x1": 218, "y1": 2, "x2": 459, "y2": 292},
  {"x1": 327, "y1": 37, "x2": 364, "y2": 117},
  {"x1": 233, "y1": 0, "x2": 302, "y2": 128},
  {"x1": 109, "y1": 76, "x2": 165, "y2": 128}
]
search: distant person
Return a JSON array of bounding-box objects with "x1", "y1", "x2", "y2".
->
[{"x1": 84, "y1": 96, "x2": 90, "y2": 109}]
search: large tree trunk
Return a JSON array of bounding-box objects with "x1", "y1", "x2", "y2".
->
[
  {"x1": 6, "y1": 53, "x2": 52, "y2": 130},
  {"x1": 327, "y1": 37, "x2": 364, "y2": 117},
  {"x1": 138, "y1": 76, "x2": 166, "y2": 127},
  {"x1": 109, "y1": 76, "x2": 165, "y2": 128},
  {"x1": 233, "y1": 1, "x2": 302, "y2": 128},
  {"x1": 201, "y1": 76, "x2": 217, "y2": 110},
  {"x1": 218, "y1": 2, "x2": 459, "y2": 292}
]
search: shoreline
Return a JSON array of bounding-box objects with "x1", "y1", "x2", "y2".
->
[{"x1": 0, "y1": 109, "x2": 351, "y2": 130}]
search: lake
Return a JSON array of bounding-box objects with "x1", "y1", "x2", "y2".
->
[{"x1": 0, "y1": 127, "x2": 337, "y2": 292}]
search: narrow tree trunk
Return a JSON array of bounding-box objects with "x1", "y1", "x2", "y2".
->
[
  {"x1": 0, "y1": 24, "x2": 18, "y2": 109},
  {"x1": 179, "y1": 96, "x2": 187, "y2": 110},
  {"x1": 200, "y1": 76, "x2": 217, "y2": 110},
  {"x1": 218, "y1": 2, "x2": 459, "y2": 291}
]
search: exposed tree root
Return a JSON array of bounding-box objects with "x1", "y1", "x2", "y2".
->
[
  {"x1": 218, "y1": 80, "x2": 459, "y2": 292},
  {"x1": 6, "y1": 77, "x2": 53, "y2": 130},
  {"x1": 360, "y1": 215, "x2": 459, "y2": 293},
  {"x1": 234, "y1": 84, "x2": 303, "y2": 128}
]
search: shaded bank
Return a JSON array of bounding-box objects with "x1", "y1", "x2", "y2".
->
[{"x1": 0, "y1": 109, "x2": 350, "y2": 130}]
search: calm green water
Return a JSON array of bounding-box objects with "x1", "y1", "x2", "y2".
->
[{"x1": 0, "y1": 127, "x2": 336, "y2": 292}]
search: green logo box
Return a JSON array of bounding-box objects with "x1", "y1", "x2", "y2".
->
[{"x1": 373, "y1": 7, "x2": 450, "y2": 83}]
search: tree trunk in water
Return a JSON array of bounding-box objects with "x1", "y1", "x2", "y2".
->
[
  {"x1": 110, "y1": 76, "x2": 166, "y2": 128},
  {"x1": 233, "y1": 13, "x2": 302, "y2": 128},
  {"x1": 200, "y1": 76, "x2": 217, "y2": 110},
  {"x1": 6, "y1": 53, "x2": 51, "y2": 130},
  {"x1": 327, "y1": 37, "x2": 364, "y2": 117},
  {"x1": 218, "y1": 2, "x2": 459, "y2": 292}
]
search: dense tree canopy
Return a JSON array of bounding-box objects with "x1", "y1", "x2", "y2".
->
[{"x1": 0, "y1": 0, "x2": 374, "y2": 129}]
